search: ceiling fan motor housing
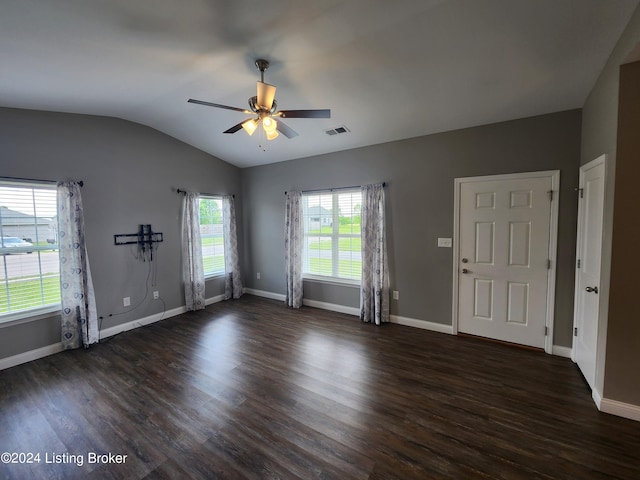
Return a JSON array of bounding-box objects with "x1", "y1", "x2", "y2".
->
[{"x1": 255, "y1": 59, "x2": 270, "y2": 73}]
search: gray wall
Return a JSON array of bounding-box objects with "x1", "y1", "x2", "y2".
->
[
  {"x1": 581, "y1": 1, "x2": 640, "y2": 406},
  {"x1": 242, "y1": 110, "x2": 582, "y2": 347},
  {"x1": 607, "y1": 61, "x2": 640, "y2": 406},
  {"x1": 580, "y1": 4, "x2": 640, "y2": 406},
  {"x1": 0, "y1": 107, "x2": 241, "y2": 359}
]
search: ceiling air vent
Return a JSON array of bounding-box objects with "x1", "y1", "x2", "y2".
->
[{"x1": 325, "y1": 125, "x2": 350, "y2": 136}]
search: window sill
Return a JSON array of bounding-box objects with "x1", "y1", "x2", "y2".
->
[
  {"x1": 0, "y1": 305, "x2": 61, "y2": 328},
  {"x1": 303, "y1": 275, "x2": 361, "y2": 288}
]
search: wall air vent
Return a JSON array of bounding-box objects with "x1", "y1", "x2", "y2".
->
[{"x1": 325, "y1": 125, "x2": 350, "y2": 136}]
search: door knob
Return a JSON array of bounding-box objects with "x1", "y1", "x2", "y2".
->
[
  {"x1": 462, "y1": 268, "x2": 470, "y2": 274},
  {"x1": 585, "y1": 286, "x2": 599, "y2": 294},
  {"x1": 461, "y1": 258, "x2": 469, "y2": 263}
]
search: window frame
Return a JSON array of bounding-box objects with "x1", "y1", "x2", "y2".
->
[
  {"x1": 0, "y1": 180, "x2": 61, "y2": 324},
  {"x1": 198, "y1": 195, "x2": 226, "y2": 279},
  {"x1": 301, "y1": 189, "x2": 362, "y2": 285}
]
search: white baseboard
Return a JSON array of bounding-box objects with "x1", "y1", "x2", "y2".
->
[
  {"x1": 0, "y1": 343, "x2": 64, "y2": 370},
  {"x1": 100, "y1": 294, "x2": 226, "y2": 339},
  {"x1": 244, "y1": 289, "x2": 457, "y2": 333},
  {"x1": 390, "y1": 314, "x2": 454, "y2": 335},
  {"x1": 600, "y1": 397, "x2": 640, "y2": 422},
  {"x1": 1, "y1": 294, "x2": 226, "y2": 370},
  {"x1": 206, "y1": 294, "x2": 226, "y2": 306},
  {"x1": 243, "y1": 288, "x2": 361, "y2": 316},
  {"x1": 8, "y1": 294, "x2": 638, "y2": 424},
  {"x1": 99, "y1": 305, "x2": 187, "y2": 339},
  {"x1": 302, "y1": 298, "x2": 360, "y2": 316},
  {"x1": 591, "y1": 383, "x2": 639, "y2": 423},
  {"x1": 552, "y1": 345, "x2": 573, "y2": 358},
  {"x1": 243, "y1": 288, "x2": 286, "y2": 302}
]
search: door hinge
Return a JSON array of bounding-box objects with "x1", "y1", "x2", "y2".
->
[
  {"x1": 579, "y1": 188, "x2": 584, "y2": 199},
  {"x1": 574, "y1": 327, "x2": 578, "y2": 336},
  {"x1": 547, "y1": 259, "x2": 551, "y2": 270},
  {"x1": 545, "y1": 326, "x2": 549, "y2": 336},
  {"x1": 548, "y1": 190, "x2": 554, "y2": 201},
  {"x1": 577, "y1": 259, "x2": 581, "y2": 269}
]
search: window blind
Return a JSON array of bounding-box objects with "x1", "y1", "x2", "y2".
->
[
  {"x1": 199, "y1": 196, "x2": 225, "y2": 277},
  {"x1": 302, "y1": 189, "x2": 362, "y2": 281},
  {"x1": 0, "y1": 182, "x2": 60, "y2": 319}
]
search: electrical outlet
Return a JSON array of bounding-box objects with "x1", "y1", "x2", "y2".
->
[
  {"x1": 153, "y1": 291, "x2": 159, "y2": 300},
  {"x1": 123, "y1": 297, "x2": 130, "y2": 307},
  {"x1": 257, "y1": 272, "x2": 261, "y2": 280},
  {"x1": 393, "y1": 291, "x2": 399, "y2": 300}
]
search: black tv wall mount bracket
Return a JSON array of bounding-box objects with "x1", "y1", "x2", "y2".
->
[{"x1": 114, "y1": 224, "x2": 163, "y2": 260}]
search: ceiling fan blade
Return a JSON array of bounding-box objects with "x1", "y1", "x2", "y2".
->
[
  {"x1": 188, "y1": 98, "x2": 251, "y2": 114},
  {"x1": 223, "y1": 121, "x2": 246, "y2": 134},
  {"x1": 256, "y1": 81, "x2": 276, "y2": 110},
  {"x1": 277, "y1": 109, "x2": 331, "y2": 119},
  {"x1": 276, "y1": 119, "x2": 299, "y2": 139}
]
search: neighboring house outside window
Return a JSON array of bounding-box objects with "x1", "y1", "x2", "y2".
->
[
  {"x1": 0, "y1": 182, "x2": 60, "y2": 322},
  {"x1": 199, "y1": 196, "x2": 225, "y2": 277},
  {"x1": 302, "y1": 190, "x2": 362, "y2": 283}
]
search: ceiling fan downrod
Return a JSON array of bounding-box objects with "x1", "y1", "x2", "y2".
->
[{"x1": 255, "y1": 59, "x2": 269, "y2": 83}]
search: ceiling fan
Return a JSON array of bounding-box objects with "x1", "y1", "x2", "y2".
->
[{"x1": 188, "y1": 59, "x2": 331, "y2": 140}]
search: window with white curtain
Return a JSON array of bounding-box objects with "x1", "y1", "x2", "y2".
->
[
  {"x1": 199, "y1": 196, "x2": 225, "y2": 277},
  {"x1": 302, "y1": 189, "x2": 362, "y2": 283},
  {"x1": 0, "y1": 181, "x2": 60, "y2": 322}
]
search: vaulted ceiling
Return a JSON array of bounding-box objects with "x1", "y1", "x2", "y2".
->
[{"x1": 1, "y1": 0, "x2": 638, "y2": 168}]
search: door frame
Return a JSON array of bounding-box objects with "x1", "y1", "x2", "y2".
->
[
  {"x1": 452, "y1": 170, "x2": 560, "y2": 354},
  {"x1": 572, "y1": 154, "x2": 607, "y2": 391}
]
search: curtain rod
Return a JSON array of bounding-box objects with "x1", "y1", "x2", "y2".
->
[
  {"x1": 0, "y1": 176, "x2": 84, "y2": 187},
  {"x1": 285, "y1": 182, "x2": 385, "y2": 195},
  {"x1": 177, "y1": 188, "x2": 234, "y2": 198}
]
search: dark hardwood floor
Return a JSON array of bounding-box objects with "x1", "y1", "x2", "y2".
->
[{"x1": 1, "y1": 295, "x2": 638, "y2": 479}]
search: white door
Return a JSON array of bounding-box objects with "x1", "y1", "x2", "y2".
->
[
  {"x1": 573, "y1": 156, "x2": 606, "y2": 390},
  {"x1": 455, "y1": 172, "x2": 558, "y2": 350}
]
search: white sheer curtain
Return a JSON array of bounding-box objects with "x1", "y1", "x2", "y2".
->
[
  {"x1": 284, "y1": 191, "x2": 303, "y2": 308},
  {"x1": 181, "y1": 192, "x2": 205, "y2": 311},
  {"x1": 360, "y1": 183, "x2": 389, "y2": 324},
  {"x1": 57, "y1": 181, "x2": 98, "y2": 349},
  {"x1": 223, "y1": 195, "x2": 243, "y2": 299}
]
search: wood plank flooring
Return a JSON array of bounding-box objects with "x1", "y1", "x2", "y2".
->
[{"x1": 1, "y1": 295, "x2": 639, "y2": 479}]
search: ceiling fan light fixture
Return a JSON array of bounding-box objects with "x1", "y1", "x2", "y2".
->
[
  {"x1": 266, "y1": 129, "x2": 279, "y2": 141},
  {"x1": 241, "y1": 118, "x2": 258, "y2": 136},
  {"x1": 262, "y1": 116, "x2": 277, "y2": 134}
]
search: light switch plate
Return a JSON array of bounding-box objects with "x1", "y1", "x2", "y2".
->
[{"x1": 438, "y1": 237, "x2": 452, "y2": 248}]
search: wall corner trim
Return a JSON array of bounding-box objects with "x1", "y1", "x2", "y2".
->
[{"x1": 599, "y1": 397, "x2": 640, "y2": 422}]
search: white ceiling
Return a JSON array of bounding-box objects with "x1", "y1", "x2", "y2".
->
[{"x1": 1, "y1": 0, "x2": 638, "y2": 168}]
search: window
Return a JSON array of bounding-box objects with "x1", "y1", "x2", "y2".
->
[
  {"x1": 0, "y1": 182, "x2": 60, "y2": 321},
  {"x1": 302, "y1": 190, "x2": 362, "y2": 282},
  {"x1": 199, "y1": 196, "x2": 225, "y2": 277}
]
